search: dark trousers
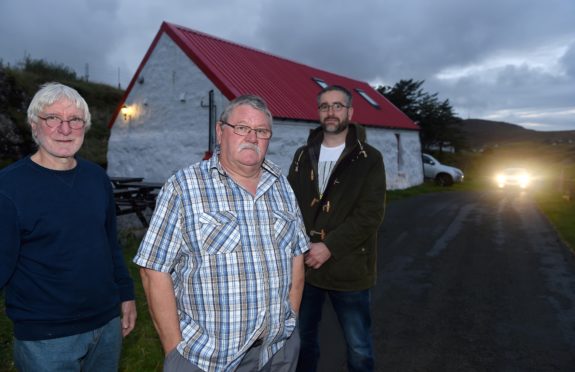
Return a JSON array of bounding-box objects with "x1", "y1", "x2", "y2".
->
[
  {"x1": 164, "y1": 327, "x2": 300, "y2": 372},
  {"x1": 297, "y1": 283, "x2": 374, "y2": 372}
]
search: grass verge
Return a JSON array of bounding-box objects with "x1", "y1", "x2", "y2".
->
[
  {"x1": 533, "y1": 191, "x2": 575, "y2": 250},
  {"x1": 118, "y1": 230, "x2": 164, "y2": 371},
  {"x1": 387, "y1": 177, "x2": 486, "y2": 201}
]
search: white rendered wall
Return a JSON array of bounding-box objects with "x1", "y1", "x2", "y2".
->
[
  {"x1": 107, "y1": 34, "x2": 230, "y2": 182},
  {"x1": 107, "y1": 35, "x2": 423, "y2": 189},
  {"x1": 365, "y1": 127, "x2": 424, "y2": 189},
  {"x1": 270, "y1": 121, "x2": 423, "y2": 190}
]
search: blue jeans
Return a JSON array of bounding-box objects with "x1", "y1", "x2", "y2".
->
[
  {"x1": 297, "y1": 284, "x2": 373, "y2": 372},
  {"x1": 13, "y1": 316, "x2": 122, "y2": 372}
]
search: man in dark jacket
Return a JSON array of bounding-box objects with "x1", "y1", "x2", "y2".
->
[{"x1": 288, "y1": 85, "x2": 386, "y2": 372}]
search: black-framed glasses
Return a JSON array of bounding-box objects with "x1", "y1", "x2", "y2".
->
[
  {"x1": 318, "y1": 102, "x2": 348, "y2": 112},
  {"x1": 221, "y1": 121, "x2": 272, "y2": 139},
  {"x1": 38, "y1": 115, "x2": 86, "y2": 130}
]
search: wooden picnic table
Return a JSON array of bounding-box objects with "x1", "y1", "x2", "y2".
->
[
  {"x1": 113, "y1": 187, "x2": 141, "y2": 196},
  {"x1": 120, "y1": 181, "x2": 163, "y2": 205},
  {"x1": 120, "y1": 181, "x2": 163, "y2": 191},
  {"x1": 110, "y1": 178, "x2": 162, "y2": 227},
  {"x1": 109, "y1": 176, "x2": 144, "y2": 188}
]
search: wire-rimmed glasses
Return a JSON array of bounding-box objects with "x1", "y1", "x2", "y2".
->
[
  {"x1": 318, "y1": 102, "x2": 348, "y2": 112},
  {"x1": 220, "y1": 121, "x2": 272, "y2": 139}
]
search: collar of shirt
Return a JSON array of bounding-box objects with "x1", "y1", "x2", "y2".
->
[{"x1": 208, "y1": 154, "x2": 283, "y2": 199}]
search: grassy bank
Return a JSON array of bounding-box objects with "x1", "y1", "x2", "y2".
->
[
  {"x1": 117, "y1": 231, "x2": 164, "y2": 371},
  {"x1": 534, "y1": 192, "x2": 575, "y2": 249}
]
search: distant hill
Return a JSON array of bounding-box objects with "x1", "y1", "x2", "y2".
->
[{"x1": 460, "y1": 119, "x2": 575, "y2": 149}]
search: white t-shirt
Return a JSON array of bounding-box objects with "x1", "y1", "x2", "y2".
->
[{"x1": 318, "y1": 143, "x2": 345, "y2": 196}]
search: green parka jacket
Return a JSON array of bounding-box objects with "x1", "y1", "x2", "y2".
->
[{"x1": 287, "y1": 123, "x2": 386, "y2": 291}]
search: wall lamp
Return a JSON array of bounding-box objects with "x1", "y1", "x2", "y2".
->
[{"x1": 121, "y1": 104, "x2": 131, "y2": 121}]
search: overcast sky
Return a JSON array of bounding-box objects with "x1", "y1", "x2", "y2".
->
[{"x1": 1, "y1": 0, "x2": 574, "y2": 131}]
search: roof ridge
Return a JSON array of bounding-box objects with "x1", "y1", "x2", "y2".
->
[{"x1": 164, "y1": 21, "x2": 364, "y2": 83}]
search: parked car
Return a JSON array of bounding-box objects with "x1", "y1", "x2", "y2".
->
[
  {"x1": 494, "y1": 167, "x2": 531, "y2": 189},
  {"x1": 422, "y1": 153, "x2": 464, "y2": 186}
]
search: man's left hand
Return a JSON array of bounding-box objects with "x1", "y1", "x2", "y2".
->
[{"x1": 121, "y1": 300, "x2": 137, "y2": 337}]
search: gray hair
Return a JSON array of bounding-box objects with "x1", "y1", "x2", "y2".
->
[
  {"x1": 219, "y1": 95, "x2": 273, "y2": 127},
  {"x1": 27, "y1": 82, "x2": 92, "y2": 131},
  {"x1": 317, "y1": 85, "x2": 353, "y2": 107}
]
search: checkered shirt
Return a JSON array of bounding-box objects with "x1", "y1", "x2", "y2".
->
[{"x1": 134, "y1": 155, "x2": 309, "y2": 372}]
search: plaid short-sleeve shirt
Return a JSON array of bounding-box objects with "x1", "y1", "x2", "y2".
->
[{"x1": 134, "y1": 155, "x2": 309, "y2": 372}]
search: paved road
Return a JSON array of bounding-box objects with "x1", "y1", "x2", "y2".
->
[{"x1": 316, "y1": 190, "x2": 575, "y2": 371}]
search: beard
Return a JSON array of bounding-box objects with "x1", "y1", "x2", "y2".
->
[{"x1": 321, "y1": 116, "x2": 349, "y2": 134}]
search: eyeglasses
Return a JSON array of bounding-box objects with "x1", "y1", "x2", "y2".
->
[
  {"x1": 318, "y1": 102, "x2": 348, "y2": 112},
  {"x1": 221, "y1": 121, "x2": 272, "y2": 139},
  {"x1": 38, "y1": 115, "x2": 86, "y2": 130}
]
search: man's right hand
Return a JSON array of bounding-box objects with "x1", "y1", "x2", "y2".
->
[{"x1": 304, "y1": 242, "x2": 332, "y2": 269}]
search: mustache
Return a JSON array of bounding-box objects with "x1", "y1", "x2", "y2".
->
[
  {"x1": 238, "y1": 143, "x2": 260, "y2": 155},
  {"x1": 322, "y1": 117, "x2": 341, "y2": 126}
]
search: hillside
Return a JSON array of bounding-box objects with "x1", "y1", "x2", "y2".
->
[
  {"x1": 454, "y1": 119, "x2": 575, "y2": 187},
  {"x1": 0, "y1": 59, "x2": 123, "y2": 167},
  {"x1": 460, "y1": 119, "x2": 575, "y2": 149}
]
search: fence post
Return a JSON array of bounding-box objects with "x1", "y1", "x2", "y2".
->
[{"x1": 560, "y1": 168, "x2": 573, "y2": 201}]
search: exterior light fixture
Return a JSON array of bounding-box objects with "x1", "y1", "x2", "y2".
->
[{"x1": 121, "y1": 104, "x2": 130, "y2": 121}]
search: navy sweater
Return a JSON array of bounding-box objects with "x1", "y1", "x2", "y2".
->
[{"x1": 0, "y1": 157, "x2": 134, "y2": 340}]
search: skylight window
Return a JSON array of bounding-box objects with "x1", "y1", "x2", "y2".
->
[
  {"x1": 355, "y1": 88, "x2": 380, "y2": 109},
  {"x1": 312, "y1": 77, "x2": 328, "y2": 88}
]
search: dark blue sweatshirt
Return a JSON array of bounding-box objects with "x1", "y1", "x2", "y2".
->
[{"x1": 0, "y1": 157, "x2": 134, "y2": 340}]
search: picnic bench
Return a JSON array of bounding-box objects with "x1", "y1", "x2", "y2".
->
[{"x1": 110, "y1": 177, "x2": 163, "y2": 227}]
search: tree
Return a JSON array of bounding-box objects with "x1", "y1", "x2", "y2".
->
[
  {"x1": 0, "y1": 63, "x2": 32, "y2": 160},
  {"x1": 377, "y1": 79, "x2": 425, "y2": 120},
  {"x1": 377, "y1": 79, "x2": 465, "y2": 153}
]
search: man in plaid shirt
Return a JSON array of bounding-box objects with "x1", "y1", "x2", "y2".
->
[{"x1": 134, "y1": 95, "x2": 309, "y2": 372}]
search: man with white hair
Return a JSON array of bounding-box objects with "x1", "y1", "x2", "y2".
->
[{"x1": 0, "y1": 82, "x2": 136, "y2": 371}]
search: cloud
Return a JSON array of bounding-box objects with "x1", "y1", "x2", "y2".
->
[
  {"x1": 1, "y1": 0, "x2": 574, "y2": 131},
  {"x1": 429, "y1": 39, "x2": 575, "y2": 130},
  {"x1": 562, "y1": 42, "x2": 575, "y2": 77},
  {"x1": 251, "y1": 0, "x2": 575, "y2": 130},
  {"x1": 0, "y1": 0, "x2": 124, "y2": 83}
]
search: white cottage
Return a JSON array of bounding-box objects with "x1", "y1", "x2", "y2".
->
[{"x1": 107, "y1": 22, "x2": 423, "y2": 190}]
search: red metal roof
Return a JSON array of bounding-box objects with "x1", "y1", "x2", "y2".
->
[{"x1": 110, "y1": 21, "x2": 418, "y2": 130}]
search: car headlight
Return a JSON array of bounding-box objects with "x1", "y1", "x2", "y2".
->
[{"x1": 518, "y1": 174, "x2": 530, "y2": 187}]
